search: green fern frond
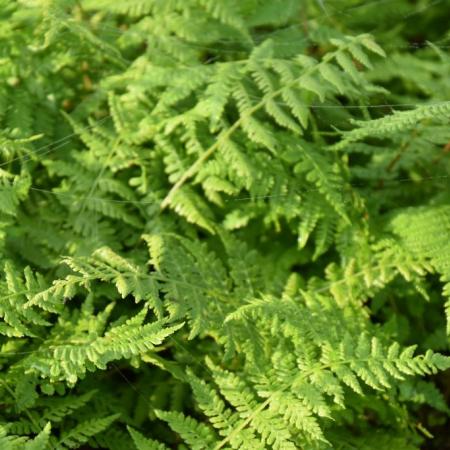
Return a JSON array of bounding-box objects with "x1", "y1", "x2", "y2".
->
[
  {"x1": 58, "y1": 414, "x2": 120, "y2": 449},
  {"x1": 128, "y1": 426, "x2": 169, "y2": 450}
]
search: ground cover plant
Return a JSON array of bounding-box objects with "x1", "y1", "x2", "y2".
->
[{"x1": 0, "y1": 0, "x2": 450, "y2": 448}]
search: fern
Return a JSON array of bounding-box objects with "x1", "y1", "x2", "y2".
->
[
  {"x1": 58, "y1": 414, "x2": 120, "y2": 448},
  {"x1": 1, "y1": 0, "x2": 450, "y2": 448}
]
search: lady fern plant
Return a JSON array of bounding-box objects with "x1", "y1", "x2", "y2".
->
[{"x1": 0, "y1": 0, "x2": 449, "y2": 449}]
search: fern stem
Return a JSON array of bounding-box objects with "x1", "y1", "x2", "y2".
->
[
  {"x1": 160, "y1": 120, "x2": 242, "y2": 210},
  {"x1": 386, "y1": 126, "x2": 420, "y2": 172},
  {"x1": 213, "y1": 397, "x2": 271, "y2": 450}
]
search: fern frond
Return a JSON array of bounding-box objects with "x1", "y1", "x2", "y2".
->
[
  {"x1": 155, "y1": 410, "x2": 217, "y2": 449},
  {"x1": 128, "y1": 426, "x2": 170, "y2": 450},
  {"x1": 58, "y1": 414, "x2": 120, "y2": 449},
  {"x1": 335, "y1": 102, "x2": 450, "y2": 150},
  {"x1": 160, "y1": 33, "x2": 385, "y2": 210}
]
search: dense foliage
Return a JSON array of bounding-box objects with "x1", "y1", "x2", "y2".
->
[{"x1": 1, "y1": 0, "x2": 449, "y2": 448}]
